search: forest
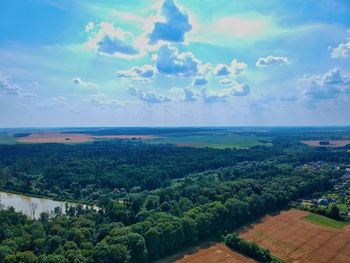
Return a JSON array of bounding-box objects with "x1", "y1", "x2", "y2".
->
[{"x1": 0, "y1": 136, "x2": 349, "y2": 262}]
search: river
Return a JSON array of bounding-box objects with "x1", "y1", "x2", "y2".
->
[{"x1": 0, "y1": 191, "x2": 74, "y2": 219}]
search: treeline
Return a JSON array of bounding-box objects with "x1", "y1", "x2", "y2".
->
[
  {"x1": 1, "y1": 139, "x2": 347, "y2": 205},
  {"x1": 299, "y1": 205, "x2": 342, "y2": 221},
  {"x1": 225, "y1": 233, "x2": 271, "y2": 262},
  {"x1": 0, "y1": 140, "x2": 279, "y2": 202}
]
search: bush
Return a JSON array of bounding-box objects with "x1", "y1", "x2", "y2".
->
[{"x1": 225, "y1": 233, "x2": 271, "y2": 262}]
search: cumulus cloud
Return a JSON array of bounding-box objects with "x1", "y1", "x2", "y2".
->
[
  {"x1": 116, "y1": 65, "x2": 156, "y2": 82},
  {"x1": 231, "y1": 82, "x2": 251, "y2": 96},
  {"x1": 86, "y1": 22, "x2": 140, "y2": 59},
  {"x1": 192, "y1": 76, "x2": 207, "y2": 86},
  {"x1": 128, "y1": 87, "x2": 171, "y2": 103},
  {"x1": 212, "y1": 59, "x2": 247, "y2": 76},
  {"x1": 200, "y1": 82, "x2": 251, "y2": 103},
  {"x1": 182, "y1": 88, "x2": 198, "y2": 102},
  {"x1": 0, "y1": 71, "x2": 24, "y2": 96},
  {"x1": 37, "y1": 96, "x2": 67, "y2": 108},
  {"x1": 90, "y1": 93, "x2": 121, "y2": 107},
  {"x1": 149, "y1": 0, "x2": 192, "y2": 44},
  {"x1": 297, "y1": 68, "x2": 350, "y2": 101},
  {"x1": 256, "y1": 56, "x2": 289, "y2": 67},
  {"x1": 219, "y1": 79, "x2": 233, "y2": 86},
  {"x1": 331, "y1": 39, "x2": 350, "y2": 58},
  {"x1": 200, "y1": 88, "x2": 229, "y2": 103},
  {"x1": 85, "y1": 22, "x2": 94, "y2": 32},
  {"x1": 156, "y1": 44, "x2": 199, "y2": 76},
  {"x1": 72, "y1": 77, "x2": 98, "y2": 88}
]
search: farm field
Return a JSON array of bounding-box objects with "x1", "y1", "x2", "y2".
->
[
  {"x1": 16, "y1": 132, "x2": 157, "y2": 143},
  {"x1": 241, "y1": 209, "x2": 350, "y2": 263},
  {"x1": 303, "y1": 213, "x2": 350, "y2": 229},
  {"x1": 148, "y1": 134, "x2": 272, "y2": 149},
  {"x1": 1, "y1": 128, "x2": 273, "y2": 149},
  {"x1": 174, "y1": 243, "x2": 255, "y2": 263},
  {"x1": 0, "y1": 133, "x2": 17, "y2": 144},
  {"x1": 301, "y1": 140, "x2": 350, "y2": 147}
]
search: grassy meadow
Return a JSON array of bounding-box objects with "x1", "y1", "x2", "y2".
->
[{"x1": 303, "y1": 213, "x2": 350, "y2": 230}]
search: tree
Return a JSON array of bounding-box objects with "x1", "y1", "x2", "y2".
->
[
  {"x1": 0, "y1": 246, "x2": 13, "y2": 262},
  {"x1": 328, "y1": 205, "x2": 340, "y2": 220},
  {"x1": 92, "y1": 243, "x2": 128, "y2": 263}
]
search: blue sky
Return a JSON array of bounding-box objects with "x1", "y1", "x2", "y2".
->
[{"x1": 0, "y1": 0, "x2": 350, "y2": 127}]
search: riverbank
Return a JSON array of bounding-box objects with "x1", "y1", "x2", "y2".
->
[
  {"x1": 0, "y1": 187, "x2": 98, "y2": 207},
  {"x1": 0, "y1": 190, "x2": 100, "y2": 219}
]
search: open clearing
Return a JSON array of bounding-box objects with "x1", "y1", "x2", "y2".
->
[
  {"x1": 16, "y1": 133, "x2": 157, "y2": 143},
  {"x1": 301, "y1": 140, "x2": 350, "y2": 147},
  {"x1": 241, "y1": 209, "x2": 350, "y2": 263},
  {"x1": 174, "y1": 243, "x2": 255, "y2": 263}
]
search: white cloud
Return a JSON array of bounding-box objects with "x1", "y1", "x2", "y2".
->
[
  {"x1": 198, "y1": 63, "x2": 212, "y2": 75},
  {"x1": 331, "y1": 39, "x2": 350, "y2": 58},
  {"x1": 200, "y1": 88, "x2": 229, "y2": 103},
  {"x1": 212, "y1": 64, "x2": 230, "y2": 76},
  {"x1": 149, "y1": 0, "x2": 192, "y2": 44},
  {"x1": 200, "y1": 81, "x2": 251, "y2": 103},
  {"x1": 212, "y1": 59, "x2": 247, "y2": 76},
  {"x1": 231, "y1": 82, "x2": 251, "y2": 96},
  {"x1": 85, "y1": 22, "x2": 94, "y2": 32},
  {"x1": 89, "y1": 93, "x2": 121, "y2": 107},
  {"x1": 156, "y1": 44, "x2": 199, "y2": 76},
  {"x1": 86, "y1": 22, "x2": 141, "y2": 59},
  {"x1": 32, "y1": 81, "x2": 40, "y2": 88},
  {"x1": 182, "y1": 88, "x2": 198, "y2": 102},
  {"x1": 256, "y1": 56, "x2": 289, "y2": 67},
  {"x1": 37, "y1": 96, "x2": 67, "y2": 108},
  {"x1": 116, "y1": 65, "x2": 156, "y2": 82},
  {"x1": 297, "y1": 68, "x2": 350, "y2": 101},
  {"x1": 22, "y1": 92, "x2": 38, "y2": 98},
  {"x1": 219, "y1": 79, "x2": 233, "y2": 86},
  {"x1": 0, "y1": 71, "x2": 24, "y2": 96},
  {"x1": 128, "y1": 87, "x2": 171, "y2": 103},
  {"x1": 72, "y1": 77, "x2": 98, "y2": 88}
]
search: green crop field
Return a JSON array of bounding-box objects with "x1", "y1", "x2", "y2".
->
[
  {"x1": 148, "y1": 134, "x2": 272, "y2": 149},
  {"x1": 303, "y1": 213, "x2": 350, "y2": 230},
  {"x1": 0, "y1": 133, "x2": 17, "y2": 144}
]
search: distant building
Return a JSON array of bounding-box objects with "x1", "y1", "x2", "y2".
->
[{"x1": 317, "y1": 198, "x2": 329, "y2": 205}]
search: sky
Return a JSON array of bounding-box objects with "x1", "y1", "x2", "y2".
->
[{"x1": 0, "y1": 0, "x2": 350, "y2": 127}]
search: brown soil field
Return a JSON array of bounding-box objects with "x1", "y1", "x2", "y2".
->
[
  {"x1": 17, "y1": 133, "x2": 157, "y2": 143},
  {"x1": 174, "y1": 243, "x2": 255, "y2": 263},
  {"x1": 301, "y1": 140, "x2": 350, "y2": 147},
  {"x1": 241, "y1": 209, "x2": 350, "y2": 263}
]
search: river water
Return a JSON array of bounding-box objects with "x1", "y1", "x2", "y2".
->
[{"x1": 0, "y1": 191, "x2": 70, "y2": 219}]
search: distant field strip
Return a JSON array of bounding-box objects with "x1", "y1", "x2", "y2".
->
[
  {"x1": 16, "y1": 133, "x2": 157, "y2": 143},
  {"x1": 149, "y1": 134, "x2": 272, "y2": 149},
  {"x1": 301, "y1": 140, "x2": 350, "y2": 147},
  {"x1": 241, "y1": 209, "x2": 350, "y2": 263}
]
